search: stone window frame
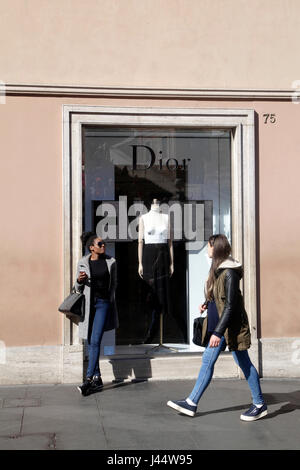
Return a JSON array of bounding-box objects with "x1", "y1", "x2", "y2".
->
[{"x1": 62, "y1": 105, "x2": 257, "y2": 360}]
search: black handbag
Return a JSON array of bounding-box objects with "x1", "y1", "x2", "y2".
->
[
  {"x1": 192, "y1": 316, "x2": 207, "y2": 347},
  {"x1": 58, "y1": 286, "x2": 85, "y2": 322}
]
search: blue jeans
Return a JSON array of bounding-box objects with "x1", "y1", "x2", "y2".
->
[
  {"x1": 188, "y1": 336, "x2": 264, "y2": 405},
  {"x1": 86, "y1": 298, "x2": 110, "y2": 379}
]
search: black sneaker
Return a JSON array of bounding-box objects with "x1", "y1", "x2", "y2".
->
[
  {"x1": 240, "y1": 403, "x2": 268, "y2": 421},
  {"x1": 91, "y1": 376, "x2": 103, "y2": 391},
  {"x1": 77, "y1": 378, "x2": 93, "y2": 397},
  {"x1": 167, "y1": 399, "x2": 197, "y2": 417}
]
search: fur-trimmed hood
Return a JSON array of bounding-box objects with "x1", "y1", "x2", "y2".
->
[{"x1": 217, "y1": 256, "x2": 243, "y2": 279}]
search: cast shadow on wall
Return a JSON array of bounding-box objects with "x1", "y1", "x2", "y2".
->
[{"x1": 83, "y1": 355, "x2": 154, "y2": 384}]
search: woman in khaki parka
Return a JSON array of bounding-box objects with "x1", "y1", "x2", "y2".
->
[{"x1": 167, "y1": 234, "x2": 267, "y2": 422}]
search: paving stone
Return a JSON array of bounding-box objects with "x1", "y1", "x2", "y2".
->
[
  {"x1": 0, "y1": 379, "x2": 299, "y2": 450},
  {"x1": 0, "y1": 407, "x2": 24, "y2": 436},
  {"x1": 3, "y1": 398, "x2": 41, "y2": 408},
  {"x1": 0, "y1": 432, "x2": 56, "y2": 450}
]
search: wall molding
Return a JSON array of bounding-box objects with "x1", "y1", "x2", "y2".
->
[
  {"x1": 2, "y1": 83, "x2": 297, "y2": 100},
  {"x1": 260, "y1": 338, "x2": 300, "y2": 378},
  {"x1": 0, "y1": 338, "x2": 299, "y2": 385},
  {"x1": 0, "y1": 345, "x2": 238, "y2": 385}
]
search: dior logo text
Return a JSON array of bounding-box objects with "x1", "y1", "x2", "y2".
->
[{"x1": 131, "y1": 145, "x2": 190, "y2": 171}]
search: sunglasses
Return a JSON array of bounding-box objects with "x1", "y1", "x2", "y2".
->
[{"x1": 97, "y1": 241, "x2": 105, "y2": 247}]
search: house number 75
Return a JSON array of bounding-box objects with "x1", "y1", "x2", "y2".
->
[{"x1": 263, "y1": 113, "x2": 276, "y2": 124}]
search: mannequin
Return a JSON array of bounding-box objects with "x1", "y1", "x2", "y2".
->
[
  {"x1": 138, "y1": 199, "x2": 175, "y2": 350},
  {"x1": 138, "y1": 199, "x2": 174, "y2": 276}
]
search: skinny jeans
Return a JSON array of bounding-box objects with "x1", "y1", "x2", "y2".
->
[
  {"x1": 188, "y1": 336, "x2": 264, "y2": 405},
  {"x1": 86, "y1": 298, "x2": 110, "y2": 379}
]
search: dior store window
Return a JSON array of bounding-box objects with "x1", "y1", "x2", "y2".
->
[{"x1": 82, "y1": 127, "x2": 231, "y2": 352}]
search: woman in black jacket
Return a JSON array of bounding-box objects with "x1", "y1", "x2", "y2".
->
[{"x1": 167, "y1": 234, "x2": 267, "y2": 421}]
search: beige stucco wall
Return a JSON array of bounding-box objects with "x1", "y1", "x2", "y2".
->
[
  {"x1": 0, "y1": 0, "x2": 299, "y2": 90},
  {"x1": 257, "y1": 100, "x2": 300, "y2": 337},
  {"x1": 0, "y1": 95, "x2": 300, "y2": 348},
  {"x1": 0, "y1": 97, "x2": 64, "y2": 347}
]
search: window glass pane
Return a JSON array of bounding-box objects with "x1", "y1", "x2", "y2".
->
[{"x1": 82, "y1": 127, "x2": 231, "y2": 348}]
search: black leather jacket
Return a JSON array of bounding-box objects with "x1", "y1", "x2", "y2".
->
[{"x1": 213, "y1": 268, "x2": 241, "y2": 337}]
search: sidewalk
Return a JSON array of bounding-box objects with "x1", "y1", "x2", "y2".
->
[{"x1": 0, "y1": 378, "x2": 299, "y2": 450}]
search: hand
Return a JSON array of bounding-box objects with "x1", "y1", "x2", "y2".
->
[
  {"x1": 169, "y1": 263, "x2": 174, "y2": 277},
  {"x1": 138, "y1": 264, "x2": 143, "y2": 279},
  {"x1": 199, "y1": 303, "x2": 208, "y2": 313},
  {"x1": 77, "y1": 271, "x2": 88, "y2": 283},
  {"x1": 209, "y1": 334, "x2": 221, "y2": 348}
]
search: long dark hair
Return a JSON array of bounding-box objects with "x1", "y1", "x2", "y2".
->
[
  {"x1": 81, "y1": 231, "x2": 97, "y2": 253},
  {"x1": 206, "y1": 234, "x2": 231, "y2": 301}
]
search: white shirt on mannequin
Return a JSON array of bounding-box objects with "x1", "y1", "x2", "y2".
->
[
  {"x1": 141, "y1": 207, "x2": 169, "y2": 244},
  {"x1": 138, "y1": 201, "x2": 174, "y2": 279}
]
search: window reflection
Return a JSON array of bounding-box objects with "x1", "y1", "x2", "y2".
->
[{"x1": 83, "y1": 128, "x2": 231, "y2": 346}]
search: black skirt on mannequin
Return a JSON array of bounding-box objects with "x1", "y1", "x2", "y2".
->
[{"x1": 142, "y1": 243, "x2": 171, "y2": 316}]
